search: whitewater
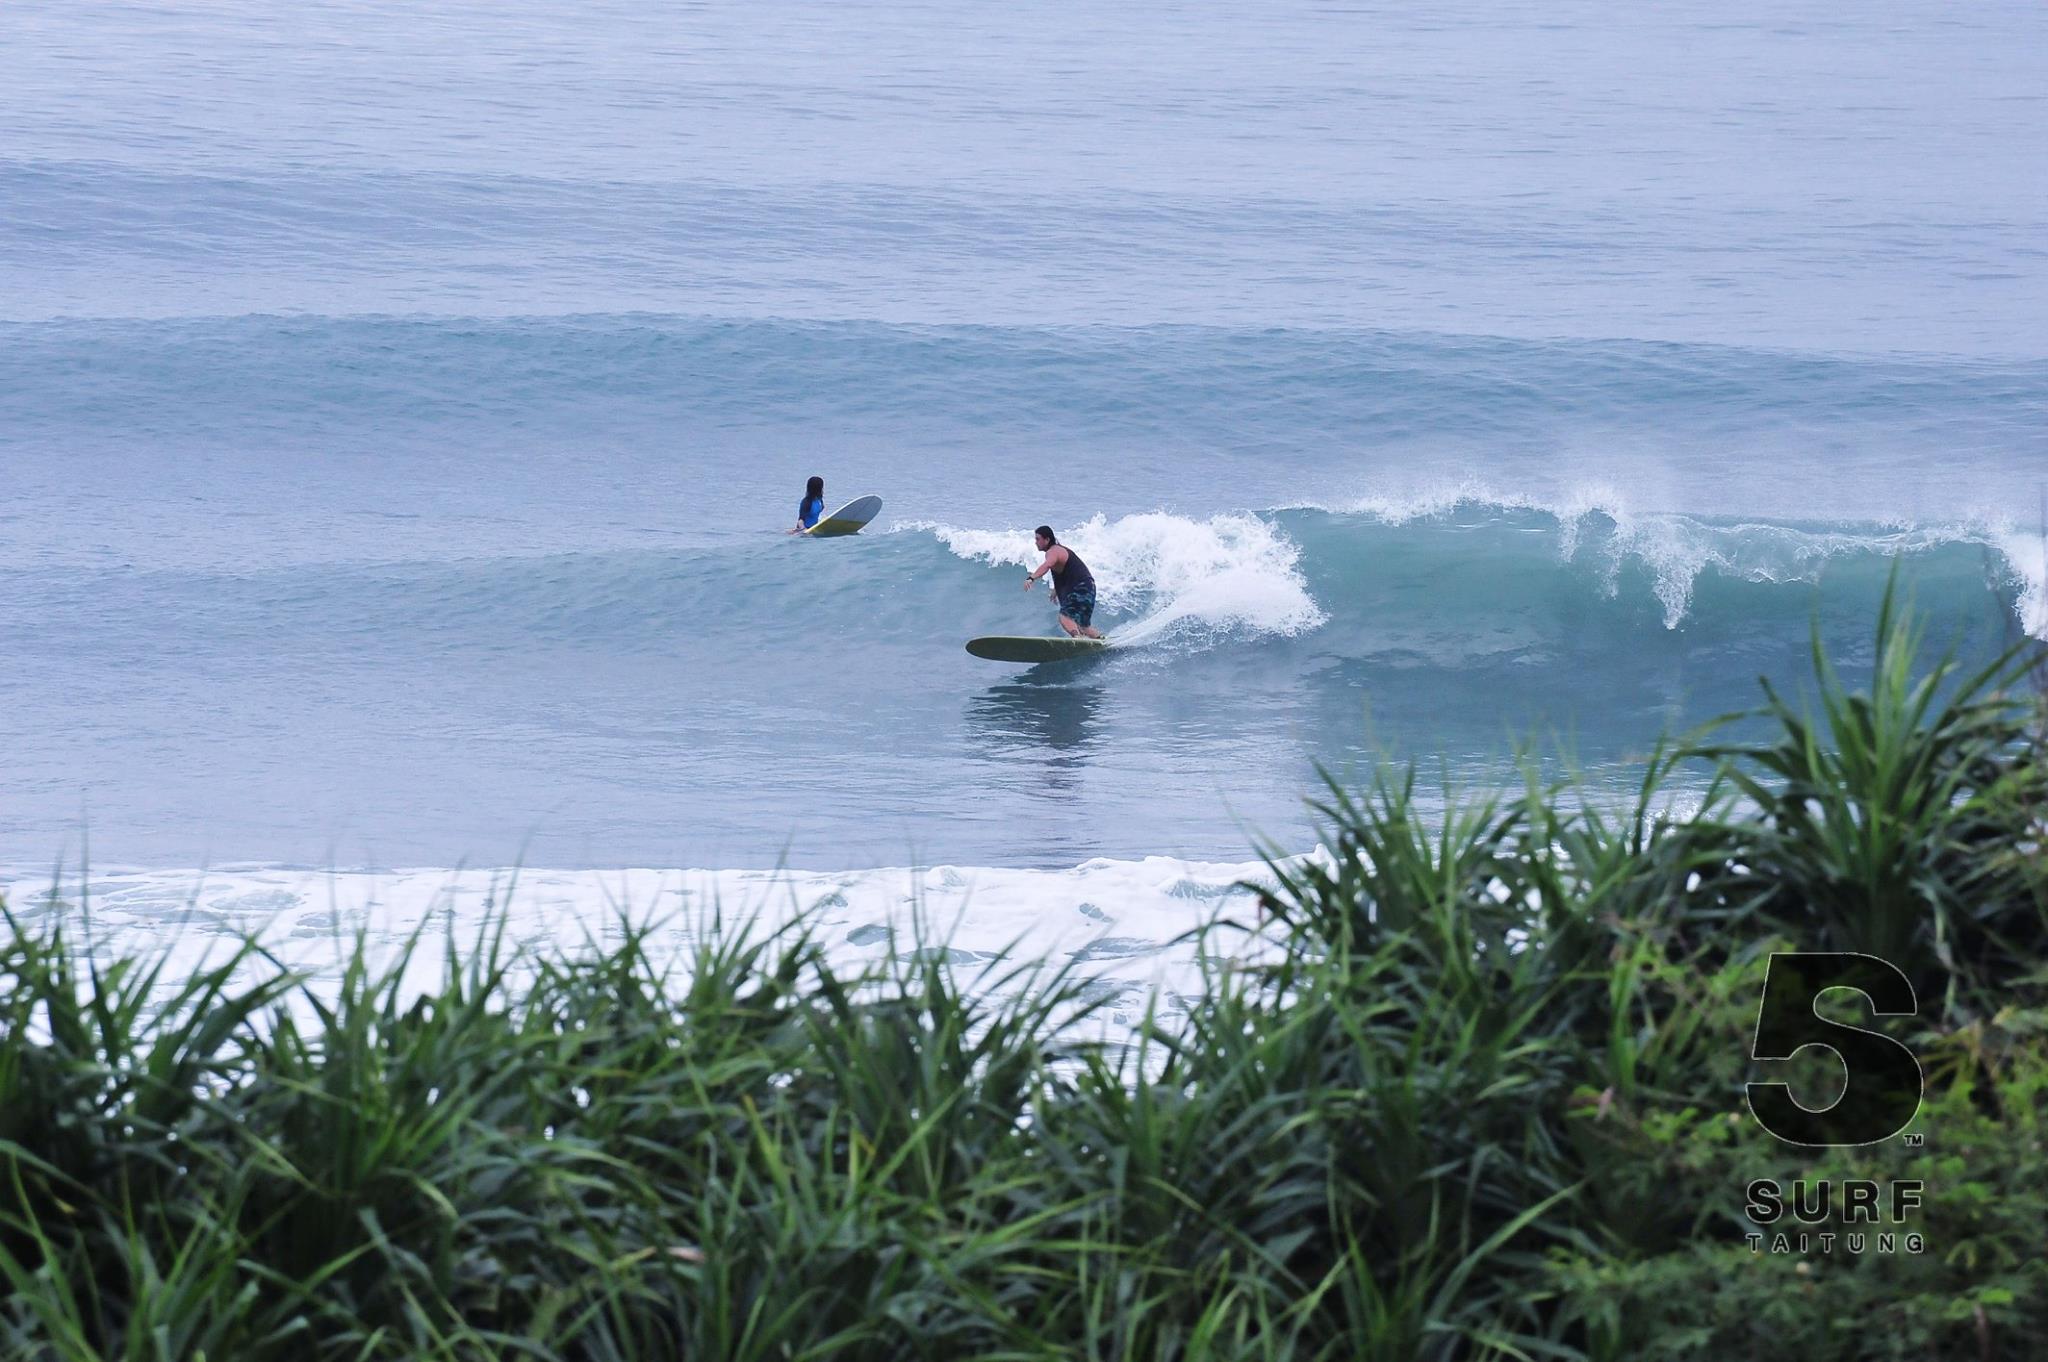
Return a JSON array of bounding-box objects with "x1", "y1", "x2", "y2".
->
[{"x1": 4, "y1": 0, "x2": 2046, "y2": 970}]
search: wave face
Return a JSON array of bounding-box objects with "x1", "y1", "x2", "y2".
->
[
  {"x1": 4, "y1": 313, "x2": 2043, "y2": 876},
  {"x1": 4, "y1": 378, "x2": 2036, "y2": 874}
]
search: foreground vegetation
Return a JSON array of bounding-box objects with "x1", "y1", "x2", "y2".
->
[{"x1": 3, "y1": 597, "x2": 2045, "y2": 1361}]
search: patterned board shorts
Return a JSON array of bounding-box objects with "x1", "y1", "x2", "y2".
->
[{"x1": 1057, "y1": 584, "x2": 1097, "y2": 628}]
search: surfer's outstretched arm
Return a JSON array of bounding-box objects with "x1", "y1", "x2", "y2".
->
[{"x1": 1023, "y1": 545, "x2": 1064, "y2": 587}]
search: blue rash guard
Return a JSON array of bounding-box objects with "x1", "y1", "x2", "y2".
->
[{"x1": 798, "y1": 495, "x2": 825, "y2": 529}]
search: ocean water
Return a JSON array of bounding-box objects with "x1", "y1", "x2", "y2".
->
[{"x1": 4, "y1": 0, "x2": 2046, "y2": 961}]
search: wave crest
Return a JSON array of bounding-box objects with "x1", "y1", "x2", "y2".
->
[
  {"x1": 915, "y1": 511, "x2": 1328, "y2": 645},
  {"x1": 1293, "y1": 486, "x2": 2044, "y2": 635}
]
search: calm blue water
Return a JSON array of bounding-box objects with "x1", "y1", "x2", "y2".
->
[{"x1": 4, "y1": 0, "x2": 2046, "y2": 876}]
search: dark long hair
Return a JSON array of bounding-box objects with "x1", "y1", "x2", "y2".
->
[{"x1": 805, "y1": 476, "x2": 824, "y2": 505}]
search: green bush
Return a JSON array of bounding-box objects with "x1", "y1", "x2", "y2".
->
[{"x1": 1551, "y1": 1000, "x2": 2048, "y2": 1362}]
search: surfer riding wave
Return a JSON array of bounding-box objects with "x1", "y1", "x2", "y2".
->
[{"x1": 1025, "y1": 525, "x2": 1105, "y2": 639}]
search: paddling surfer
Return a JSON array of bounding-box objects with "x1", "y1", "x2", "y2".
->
[{"x1": 1024, "y1": 526, "x2": 1104, "y2": 638}]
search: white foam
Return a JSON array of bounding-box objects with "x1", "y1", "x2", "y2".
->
[
  {"x1": 0, "y1": 855, "x2": 1299, "y2": 1020},
  {"x1": 1995, "y1": 528, "x2": 2048, "y2": 640},
  {"x1": 918, "y1": 511, "x2": 1326, "y2": 646}
]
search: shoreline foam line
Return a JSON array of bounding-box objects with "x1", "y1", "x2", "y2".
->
[{"x1": 0, "y1": 855, "x2": 1296, "y2": 1016}]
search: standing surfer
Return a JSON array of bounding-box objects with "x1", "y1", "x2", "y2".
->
[
  {"x1": 790, "y1": 476, "x2": 826, "y2": 533},
  {"x1": 1024, "y1": 525, "x2": 1104, "y2": 638}
]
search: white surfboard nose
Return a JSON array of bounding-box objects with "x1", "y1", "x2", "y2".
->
[{"x1": 805, "y1": 494, "x2": 884, "y2": 537}]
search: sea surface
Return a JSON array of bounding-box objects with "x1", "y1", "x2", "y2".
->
[{"x1": 3, "y1": 0, "x2": 2045, "y2": 970}]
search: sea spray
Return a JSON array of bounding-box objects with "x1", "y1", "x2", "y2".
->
[
  {"x1": 1290, "y1": 490, "x2": 2045, "y2": 637},
  {"x1": 916, "y1": 511, "x2": 1327, "y2": 645}
]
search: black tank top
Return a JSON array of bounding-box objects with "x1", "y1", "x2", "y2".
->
[{"x1": 1051, "y1": 547, "x2": 1095, "y2": 597}]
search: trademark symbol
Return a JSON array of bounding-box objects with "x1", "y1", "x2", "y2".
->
[{"x1": 1903, "y1": 1133, "x2": 1924, "y2": 1148}]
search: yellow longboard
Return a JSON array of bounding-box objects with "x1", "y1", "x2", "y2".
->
[{"x1": 965, "y1": 635, "x2": 1112, "y2": 663}]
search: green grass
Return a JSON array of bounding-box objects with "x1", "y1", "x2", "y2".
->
[{"x1": 3, "y1": 595, "x2": 2045, "y2": 1361}]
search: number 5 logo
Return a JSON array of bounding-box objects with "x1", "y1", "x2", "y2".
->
[{"x1": 1746, "y1": 952, "x2": 1923, "y2": 1146}]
